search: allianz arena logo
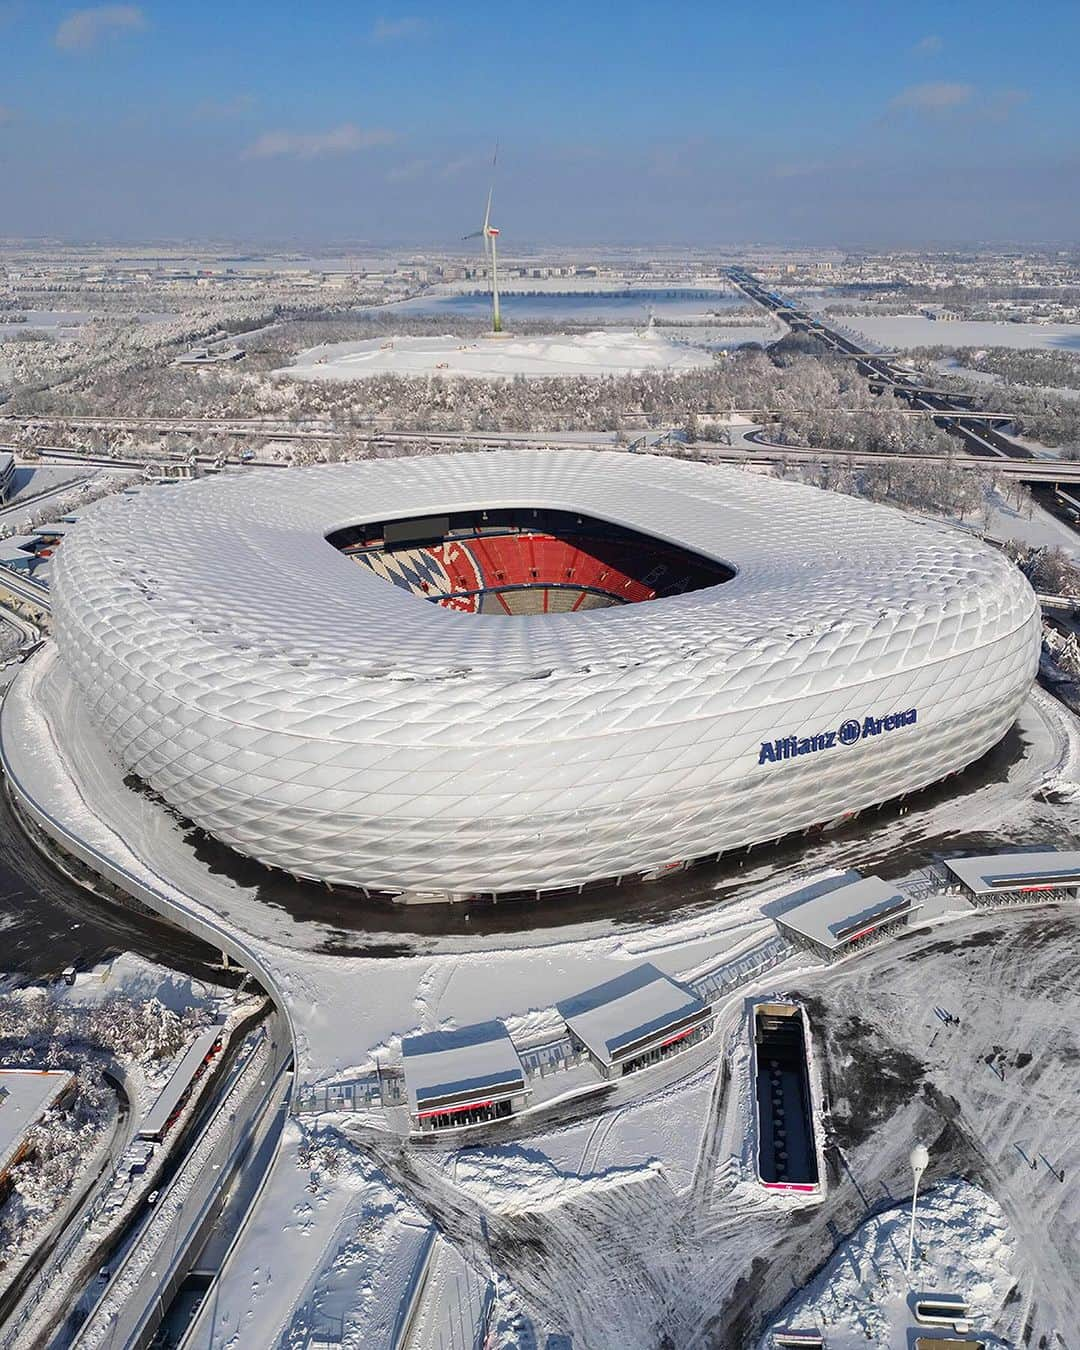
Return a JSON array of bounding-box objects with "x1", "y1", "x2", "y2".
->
[{"x1": 758, "y1": 708, "x2": 918, "y2": 766}]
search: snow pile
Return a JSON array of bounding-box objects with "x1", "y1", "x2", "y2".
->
[
  {"x1": 761, "y1": 1177, "x2": 1016, "y2": 1348},
  {"x1": 454, "y1": 1144, "x2": 661, "y2": 1215},
  {"x1": 59, "y1": 951, "x2": 227, "y2": 1017},
  {"x1": 282, "y1": 329, "x2": 716, "y2": 381}
]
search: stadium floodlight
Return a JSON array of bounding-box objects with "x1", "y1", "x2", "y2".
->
[
  {"x1": 906, "y1": 1141, "x2": 930, "y2": 1278},
  {"x1": 463, "y1": 147, "x2": 503, "y2": 333}
]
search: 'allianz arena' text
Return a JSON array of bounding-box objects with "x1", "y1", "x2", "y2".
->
[{"x1": 50, "y1": 451, "x2": 1040, "y2": 900}]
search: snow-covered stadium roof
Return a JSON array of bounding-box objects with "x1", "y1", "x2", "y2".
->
[{"x1": 50, "y1": 450, "x2": 1040, "y2": 898}]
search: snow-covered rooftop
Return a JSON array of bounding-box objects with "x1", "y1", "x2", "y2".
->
[
  {"x1": 943, "y1": 849, "x2": 1080, "y2": 894},
  {"x1": 401, "y1": 1020, "x2": 526, "y2": 1116},
  {"x1": 556, "y1": 962, "x2": 708, "y2": 1067},
  {"x1": 773, "y1": 875, "x2": 911, "y2": 951},
  {"x1": 0, "y1": 1068, "x2": 74, "y2": 1175},
  {"x1": 137, "y1": 1023, "x2": 222, "y2": 1140}
]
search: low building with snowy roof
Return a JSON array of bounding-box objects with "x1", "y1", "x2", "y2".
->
[
  {"x1": 556, "y1": 962, "x2": 713, "y2": 1079},
  {"x1": 401, "y1": 1020, "x2": 528, "y2": 1132},
  {"x1": 942, "y1": 849, "x2": 1080, "y2": 905},
  {"x1": 773, "y1": 875, "x2": 915, "y2": 961},
  {"x1": 137, "y1": 1022, "x2": 224, "y2": 1142},
  {"x1": 0, "y1": 1067, "x2": 76, "y2": 1190}
]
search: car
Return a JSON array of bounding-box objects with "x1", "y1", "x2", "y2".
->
[{"x1": 146, "y1": 1190, "x2": 160, "y2": 1206}]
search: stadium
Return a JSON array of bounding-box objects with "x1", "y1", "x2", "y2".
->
[{"x1": 49, "y1": 451, "x2": 1040, "y2": 901}]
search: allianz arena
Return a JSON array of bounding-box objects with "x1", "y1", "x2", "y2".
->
[{"x1": 50, "y1": 451, "x2": 1040, "y2": 900}]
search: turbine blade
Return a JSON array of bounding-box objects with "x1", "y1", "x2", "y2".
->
[{"x1": 482, "y1": 185, "x2": 493, "y2": 236}]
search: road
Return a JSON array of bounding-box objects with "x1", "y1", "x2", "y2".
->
[
  {"x1": 15, "y1": 434, "x2": 1080, "y2": 490},
  {"x1": 0, "y1": 779, "x2": 241, "y2": 985},
  {"x1": 689, "y1": 436, "x2": 1080, "y2": 484},
  {"x1": 0, "y1": 1070, "x2": 134, "y2": 1348},
  {"x1": 69, "y1": 1022, "x2": 292, "y2": 1350},
  {"x1": 726, "y1": 266, "x2": 1039, "y2": 462}
]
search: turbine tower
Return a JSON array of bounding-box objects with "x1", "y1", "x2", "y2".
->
[{"x1": 464, "y1": 149, "x2": 503, "y2": 334}]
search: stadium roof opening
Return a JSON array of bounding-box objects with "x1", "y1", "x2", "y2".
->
[{"x1": 328, "y1": 506, "x2": 735, "y2": 617}]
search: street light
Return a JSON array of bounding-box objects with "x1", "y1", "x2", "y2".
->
[{"x1": 906, "y1": 1142, "x2": 930, "y2": 1279}]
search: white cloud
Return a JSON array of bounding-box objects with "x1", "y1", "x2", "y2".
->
[
  {"x1": 370, "y1": 15, "x2": 430, "y2": 42},
  {"x1": 983, "y1": 88, "x2": 1029, "y2": 122},
  {"x1": 246, "y1": 123, "x2": 397, "y2": 160},
  {"x1": 889, "y1": 81, "x2": 973, "y2": 113},
  {"x1": 55, "y1": 4, "x2": 146, "y2": 51},
  {"x1": 387, "y1": 158, "x2": 431, "y2": 182},
  {"x1": 439, "y1": 154, "x2": 481, "y2": 179},
  {"x1": 912, "y1": 34, "x2": 942, "y2": 56}
]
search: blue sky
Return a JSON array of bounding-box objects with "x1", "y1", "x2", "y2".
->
[{"x1": 0, "y1": 1, "x2": 1076, "y2": 246}]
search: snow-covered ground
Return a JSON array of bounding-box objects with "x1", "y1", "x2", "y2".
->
[
  {"x1": 182, "y1": 1121, "x2": 433, "y2": 1350},
  {"x1": 5, "y1": 609, "x2": 1080, "y2": 1345},
  {"x1": 0, "y1": 310, "x2": 90, "y2": 338},
  {"x1": 844, "y1": 314, "x2": 1080, "y2": 353},
  {"x1": 761, "y1": 1178, "x2": 1016, "y2": 1348},
  {"x1": 281, "y1": 329, "x2": 721, "y2": 381}
]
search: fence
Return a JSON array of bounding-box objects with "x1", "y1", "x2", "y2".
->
[{"x1": 690, "y1": 934, "x2": 791, "y2": 1006}]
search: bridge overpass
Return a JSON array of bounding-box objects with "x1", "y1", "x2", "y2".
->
[
  {"x1": 0, "y1": 567, "x2": 51, "y2": 616},
  {"x1": 691, "y1": 440, "x2": 1080, "y2": 486}
]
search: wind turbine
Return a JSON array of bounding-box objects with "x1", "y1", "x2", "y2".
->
[{"x1": 464, "y1": 149, "x2": 503, "y2": 334}]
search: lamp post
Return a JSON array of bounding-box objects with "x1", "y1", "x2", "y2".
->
[{"x1": 906, "y1": 1142, "x2": 930, "y2": 1279}]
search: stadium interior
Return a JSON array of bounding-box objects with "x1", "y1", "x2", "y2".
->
[{"x1": 328, "y1": 507, "x2": 735, "y2": 615}]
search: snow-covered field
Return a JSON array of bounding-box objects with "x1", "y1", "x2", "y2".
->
[
  {"x1": 282, "y1": 330, "x2": 721, "y2": 381},
  {"x1": 845, "y1": 313, "x2": 1080, "y2": 353},
  {"x1": 182, "y1": 1122, "x2": 433, "y2": 1350}
]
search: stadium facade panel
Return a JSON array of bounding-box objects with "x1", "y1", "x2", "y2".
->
[{"x1": 50, "y1": 451, "x2": 1040, "y2": 899}]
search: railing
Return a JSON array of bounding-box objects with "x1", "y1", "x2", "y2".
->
[
  {"x1": 690, "y1": 934, "x2": 791, "y2": 1005},
  {"x1": 295, "y1": 1067, "x2": 406, "y2": 1116}
]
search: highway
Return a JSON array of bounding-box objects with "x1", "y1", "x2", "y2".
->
[
  {"x1": 725, "y1": 267, "x2": 1037, "y2": 462},
  {"x1": 700, "y1": 439, "x2": 1080, "y2": 484},
  {"x1": 0, "y1": 566, "x2": 51, "y2": 614},
  {"x1": 69, "y1": 1022, "x2": 292, "y2": 1350},
  {"x1": 13, "y1": 433, "x2": 1080, "y2": 490}
]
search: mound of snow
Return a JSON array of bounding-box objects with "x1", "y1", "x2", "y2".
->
[
  {"x1": 761, "y1": 1177, "x2": 1016, "y2": 1349},
  {"x1": 454, "y1": 1144, "x2": 661, "y2": 1215},
  {"x1": 281, "y1": 329, "x2": 716, "y2": 381}
]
